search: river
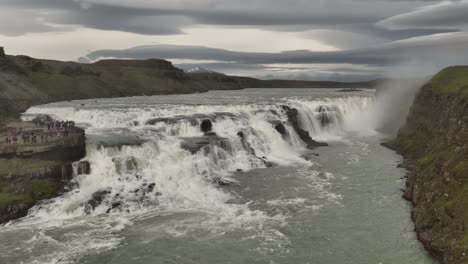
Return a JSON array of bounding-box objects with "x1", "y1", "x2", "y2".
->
[{"x1": 0, "y1": 88, "x2": 436, "y2": 264}]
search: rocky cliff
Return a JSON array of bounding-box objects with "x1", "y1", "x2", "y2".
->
[
  {"x1": 388, "y1": 66, "x2": 468, "y2": 264},
  {"x1": 0, "y1": 127, "x2": 86, "y2": 223}
]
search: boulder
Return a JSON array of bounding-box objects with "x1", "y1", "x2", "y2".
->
[
  {"x1": 85, "y1": 189, "x2": 111, "y2": 213},
  {"x1": 274, "y1": 123, "x2": 287, "y2": 136},
  {"x1": 200, "y1": 119, "x2": 213, "y2": 133},
  {"x1": 0, "y1": 47, "x2": 5, "y2": 57}
]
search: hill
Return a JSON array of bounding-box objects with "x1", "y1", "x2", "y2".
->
[{"x1": 0, "y1": 47, "x2": 375, "y2": 122}]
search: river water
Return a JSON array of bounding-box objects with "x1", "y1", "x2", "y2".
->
[{"x1": 1, "y1": 88, "x2": 436, "y2": 264}]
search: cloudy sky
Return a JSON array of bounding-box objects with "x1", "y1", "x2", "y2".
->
[{"x1": 1, "y1": 0, "x2": 468, "y2": 81}]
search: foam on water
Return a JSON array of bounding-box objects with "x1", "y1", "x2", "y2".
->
[{"x1": 12, "y1": 92, "x2": 376, "y2": 262}]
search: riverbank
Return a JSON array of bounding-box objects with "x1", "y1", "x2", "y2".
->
[
  {"x1": 0, "y1": 120, "x2": 86, "y2": 223},
  {"x1": 385, "y1": 66, "x2": 468, "y2": 264}
]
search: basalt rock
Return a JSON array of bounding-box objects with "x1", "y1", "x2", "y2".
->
[
  {"x1": 0, "y1": 127, "x2": 87, "y2": 223},
  {"x1": 281, "y1": 105, "x2": 328, "y2": 149}
]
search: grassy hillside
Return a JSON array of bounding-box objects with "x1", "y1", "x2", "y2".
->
[
  {"x1": 0, "y1": 49, "x2": 375, "y2": 121},
  {"x1": 393, "y1": 66, "x2": 468, "y2": 264}
]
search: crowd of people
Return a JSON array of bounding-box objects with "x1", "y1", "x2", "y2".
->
[{"x1": 2, "y1": 117, "x2": 76, "y2": 145}]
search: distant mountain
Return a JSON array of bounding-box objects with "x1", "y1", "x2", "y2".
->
[{"x1": 183, "y1": 66, "x2": 223, "y2": 74}]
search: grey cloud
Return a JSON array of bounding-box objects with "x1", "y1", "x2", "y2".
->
[
  {"x1": 80, "y1": 32, "x2": 468, "y2": 80},
  {"x1": 0, "y1": 0, "x2": 447, "y2": 41},
  {"x1": 82, "y1": 32, "x2": 468, "y2": 66},
  {"x1": 378, "y1": 0, "x2": 468, "y2": 30},
  {"x1": 0, "y1": 8, "x2": 63, "y2": 36}
]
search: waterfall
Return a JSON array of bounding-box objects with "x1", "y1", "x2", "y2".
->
[{"x1": 20, "y1": 94, "x2": 374, "y2": 223}]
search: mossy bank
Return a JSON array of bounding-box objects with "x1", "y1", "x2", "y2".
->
[
  {"x1": 387, "y1": 66, "x2": 468, "y2": 264},
  {"x1": 0, "y1": 127, "x2": 86, "y2": 223}
]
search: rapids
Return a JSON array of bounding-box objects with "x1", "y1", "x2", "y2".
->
[{"x1": 0, "y1": 88, "x2": 436, "y2": 264}]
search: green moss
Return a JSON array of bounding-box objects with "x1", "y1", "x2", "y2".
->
[
  {"x1": 0, "y1": 193, "x2": 28, "y2": 210},
  {"x1": 0, "y1": 179, "x2": 59, "y2": 212},
  {"x1": 454, "y1": 160, "x2": 468, "y2": 179}
]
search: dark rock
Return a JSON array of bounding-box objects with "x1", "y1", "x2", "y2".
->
[
  {"x1": 77, "y1": 161, "x2": 91, "y2": 175},
  {"x1": 281, "y1": 105, "x2": 327, "y2": 149},
  {"x1": 0, "y1": 47, "x2": 5, "y2": 57},
  {"x1": 274, "y1": 123, "x2": 287, "y2": 136},
  {"x1": 213, "y1": 177, "x2": 232, "y2": 186},
  {"x1": 237, "y1": 131, "x2": 245, "y2": 139},
  {"x1": 236, "y1": 169, "x2": 243, "y2": 172},
  {"x1": 106, "y1": 202, "x2": 122, "y2": 213},
  {"x1": 147, "y1": 183, "x2": 156, "y2": 193},
  {"x1": 85, "y1": 189, "x2": 111, "y2": 213},
  {"x1": 200, "y1": 119, "x2": 213, "y2": 133}
]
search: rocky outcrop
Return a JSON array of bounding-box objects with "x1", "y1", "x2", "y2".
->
[
  {"x1": 0, "y1": 47, "x2": 5, "y2": 57},
  {"x1": 281, "y1": 105, "x2": 328, "y2": 149},
  {"x1": 0, "y1": 127, "x2": 86, "y2": 223},
  {"x1": 387, "y1": 66, "x2": 468, "y2": 264}
]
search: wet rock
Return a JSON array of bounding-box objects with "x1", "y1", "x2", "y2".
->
[
  {"x1": 106, "y1": 202, "x2": 122, "y2": 213},
  {"x1": 77, "y1": 161, "x2": 91, "y2": 175},
  {"x1": 200, "y1": 119, "x2": 213, "y2": 133},
  {"x1": 274, "y1": 123, "x2": 287, "y2": 136},
  {"x1": 213, "y1": 177, "x2": 232, "y2": 186},
  {"x1": 85, "y1": 189, "x2": 111, "y2": 213},
  {"x1": 147, "y1": 183, "x2": 156, "y2": 192},
  {"x1": 281, "y1": 105, "x2": 328, "y2": 149}
]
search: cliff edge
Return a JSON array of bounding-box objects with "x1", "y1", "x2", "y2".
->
[
  {"x1": 388, "y1": 66, "x2": 468, "y2": 264},
  {"x1": 0, "y1": 125, "x2": 86, "y2": 223}
]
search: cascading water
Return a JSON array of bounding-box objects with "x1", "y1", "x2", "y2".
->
[
  {"x1": 19, "y1": 94, "x2": 374, "y2": 223},
  {"x1": 1, "y1": 89, "x2": 437, "y2": 264}
]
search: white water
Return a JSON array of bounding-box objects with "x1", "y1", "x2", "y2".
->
[
  {"x1": 1, "y1": 88, "x2": 435, "y2": 264},
  {"x1": 20, "y1": 94, "x2": 373, "y2": 218}
]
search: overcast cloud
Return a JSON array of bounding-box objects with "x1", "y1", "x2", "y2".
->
[{"x1": 0, "y1": 0, "x2": 466, "y2": 80}]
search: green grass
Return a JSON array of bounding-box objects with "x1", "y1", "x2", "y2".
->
[
  {"x1": 0, "y1": 179, "x2": 59, "y2": 211},
  {"x1": 429, "y1": 66, "x2": 468, "y2": 94}
]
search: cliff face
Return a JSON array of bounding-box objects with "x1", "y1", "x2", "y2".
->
[
  {"x1": 0, "y1": 127, "x2": 86, "y2": 223},
  {"x1": 391, "y1": 66, "x2": 468, "y2": 264}
]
